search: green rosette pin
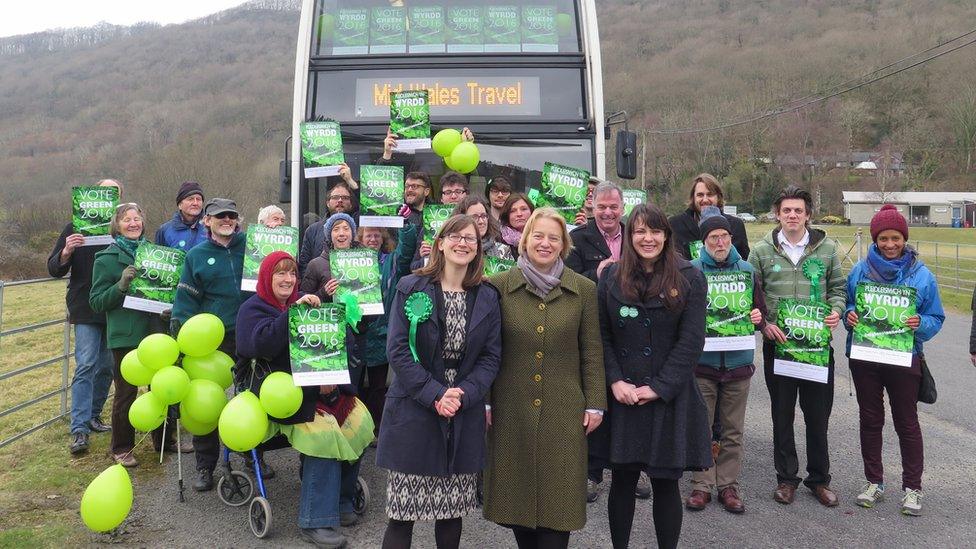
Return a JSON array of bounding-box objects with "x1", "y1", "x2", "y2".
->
[
  {"x1": 404, "y1": 292, "x2": 433, "y2": 362},
  {"x1": 339, "y1": 292, "x2": 362, "y2": 334},
  {"x1": 802, "y1": 257, "x2": 827, "y2": 303}
]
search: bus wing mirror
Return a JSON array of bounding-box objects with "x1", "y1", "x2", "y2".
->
[
  {"x1": 616, "y1": 130, "x2": 637, "y2": 180},
  {"x1": 279, "y1": 159, "x2": 291, "y2": 203}
]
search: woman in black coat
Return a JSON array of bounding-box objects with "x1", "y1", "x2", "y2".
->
[
  {"x1": 597, "y1": 204, "x2": 711, "y2": 549},
  {"x1": 376, "y1": 214, "x2": 502, "y2": 549}
]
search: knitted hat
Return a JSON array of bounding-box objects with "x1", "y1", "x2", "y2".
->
[
  {"x1": 176, "y1": 181, "x2": 204, "y2": 204},
  {"x1": 698, "y1": 205, "x2": 731, "y2": 240},
  {"x1": 323, "y1": 213, "x2": 357, "y2": 247},
  {"x1": 870, "y1": 204, "x2": 909, "y2": 242}
]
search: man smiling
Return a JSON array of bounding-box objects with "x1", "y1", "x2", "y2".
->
[{"x1": 669, "y1": 173, "x2": 749, "y2": 261}]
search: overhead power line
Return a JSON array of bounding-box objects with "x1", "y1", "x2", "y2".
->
[{"x1": 644, "y1": 27, "x2": 976, "y2": 136}]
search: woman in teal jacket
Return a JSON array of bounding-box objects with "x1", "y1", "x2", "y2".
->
[
  {"x1": 843, "y1": 204, "x2": 944, "y2": 516},
  {"x1": 90, "y1": 203, "x2": 171, "y2": 467}
]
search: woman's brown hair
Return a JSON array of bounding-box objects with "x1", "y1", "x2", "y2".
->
[
  {"x1": 271, "y1": 257, "x2": 298, "y2": 275},
  {"x1": 110, "y1": 203, "x2": 146, "y2": 238},
  {"x1": 616, "y1": 203, "x2": 688, "y2": 311},
  {"x1": 499, "y1": 192, "x2": 535, "y2": 228},
  {"x1": 415, "y1": 214, "x2": 485, "y2": 289}
]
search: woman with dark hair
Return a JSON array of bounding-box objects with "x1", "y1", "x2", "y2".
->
[
  {"x1": 377, "y1": 215, "x2": 502, "y2": 549},
  {"x1": 237, "y1": 251, "x2": 373, "y2": 548},
  {"x1": 498, "y1": 193, "x2": 535, "y2": 259},
  {"x1": 597, "y1": 203, "x2": 711, "y2": 549},
  {"x1": 452, "y1": 195, "x2": 514, "y2": 261}
]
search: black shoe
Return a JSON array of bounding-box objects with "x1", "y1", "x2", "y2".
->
[
  {"x1": 245, "y1": 458, "x2": 276, "y2": 480},
  {"x1": 88, "y1": 417, "x2": 112, "y2": 433},
  {"x1": 193, "y1": 469, "x2": 214, "y2": 492},
  {"x1": 635, "y1": 472, "x2": 652, "y2": 499},
  {"x1": 300, "y1": 527, "x2": 347, "y2": 548},
  {"x1": 587, "y1": 479, "x2": 600, "y2": 503},
  {"x1": 339, "y1": 512, "x2": 359, "y2": 526},
  {"x1": 69, "y1": 432, "x2": 89, "y2": 454}
]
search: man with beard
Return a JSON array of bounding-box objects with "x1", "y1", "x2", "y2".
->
[
  {"x1": 155, "y1": 181, "x2": 208, "y2": 251},
  {"x1": 298, "y1": 166, "x2": 359, "y2": 274},
  {"x1": 171, "y1": 198, "x2": 257, "y2": 492},
  {"x1": 669, "y1": 173, "x2": 749, "y2": 261}
]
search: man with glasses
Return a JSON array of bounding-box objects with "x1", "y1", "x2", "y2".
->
[
  {"x1": 439, "y1": 171, "x2": 469, "y2": 205},
  {"x1": 298, "y1": 165, "x2": 359, "y2": 274},
  {"x1": 486, "y1": 176, "x2": 513, "y2": 220},
  {"x1": 155, "y1": 181, "x2": 208, "y2": 251},
  {"x1": 171, "y1": 198, "x2": 249, "y2": 492}
]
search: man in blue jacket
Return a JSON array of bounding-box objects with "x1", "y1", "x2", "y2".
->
[{"x1": 154, "y1": 181, "x2": 208, "y2": 251}]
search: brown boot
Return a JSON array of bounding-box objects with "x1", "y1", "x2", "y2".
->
[
  {"x1": 773, "y1": 482, "x2": 796, "y2": 504},
  {"x1": 719, "y1": 487, "x2": 745, "y2": 514},
  {"x1": 685, "y1": 489, "x2": 712, "y2": 510},
  {"x1": 812, "y1": 484, "x2": 839, "y2": 507}
]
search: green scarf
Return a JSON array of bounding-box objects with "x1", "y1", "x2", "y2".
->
[{"x1": 115, "y1": 235, "x2": 145, "y2": 259}]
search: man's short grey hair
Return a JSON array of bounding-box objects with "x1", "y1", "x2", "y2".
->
[
  {"x1": 97, "y1": 179, "x2": 123, "y2": 196},
  {"x1": 258, "y1": 205, "x2": 285, "y2": 224},
  {"x1": 593, "y1": 181, "x2": 623, "y2": 203}
]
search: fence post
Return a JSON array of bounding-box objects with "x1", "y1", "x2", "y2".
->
[
  {"x1": 62, "y1": 318, "x2": 70, "y2": 416},
  {"x1": 855, "y1": 229, "x2": 862, "y2": 263},
  {"x1": 956, "y1": 244, "x2": 960, "y2": 291},
  {"x1": 0, "y1": 280, "x2": 5, "y2": 355}
]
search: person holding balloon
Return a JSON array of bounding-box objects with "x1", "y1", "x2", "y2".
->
[
  {"x1": 89, "y1": 202, "x2": 178, "y2": 467},
  {"x1": 237, "y1": 250, "x2": 374, "y2": 548}
]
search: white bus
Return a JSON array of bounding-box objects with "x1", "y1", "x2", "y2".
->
[{"x1": 283, "y1": 0, "x2": 635, "y2": 228}]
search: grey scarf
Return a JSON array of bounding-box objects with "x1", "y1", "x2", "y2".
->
[{"x1": 517, "y1": 255, "x2": 564, "y2": 298}]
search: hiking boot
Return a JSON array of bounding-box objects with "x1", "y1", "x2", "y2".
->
[
  {"x1": 88, "y1": 417, "x2": 112, "y2": 433},
  {"x1": 193, "y1": 469, "x2": 214, "y2": 492},
  {"x1": 901, "y1": 488, "x2": 922, "y2": 516},
  {"x1": 856, "y1": 482, "x2": 885, "y2": 508},
  {"x1": 245, "y1": 457, "x2": 276, "y2": 480},
  {"x1": 301, "y1": 527, "x2": 347, "y2": 548},
  {"x1": 160, "y1": 439, "x2": 194, "y2": 454},
  {"x1": 111, "y1": 452, "x2": 138, "y2": 467},
  {"x1": 69, "y1": 432, "x2": 90, "y2": 455},
  {"x1": 635, "y1": 472, "x2": 651, "y2": 499},
  {"x1": 340, "y1": 512, "x2": 359, "y2": 526},
  {"x1": 587, "y1": 479, "x2": 601, "y2": 503}
]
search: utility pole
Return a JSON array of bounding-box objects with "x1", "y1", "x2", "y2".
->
[{"x1": 640, "y1": 130, "x2": 647, "y2": 192}]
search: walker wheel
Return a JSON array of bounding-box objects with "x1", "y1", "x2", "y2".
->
[
  {"x1": 249, "y1": 496, "x2": 272, "y2": 538},
  {"x1": 354, "y1": 477, "x2": 370, "y2": 515},
  {"x1": 217, "y1": 470, "x2": 254, "y2": 507}
]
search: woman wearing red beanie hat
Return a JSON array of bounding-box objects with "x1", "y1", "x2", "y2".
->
[{"x1": 842, "y1": 204, "x2": 945, "y2": 516}]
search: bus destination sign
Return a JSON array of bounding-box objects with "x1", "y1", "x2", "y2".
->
[{"x1": 355, "y1": 76, "x2": 541, "y2": 118}]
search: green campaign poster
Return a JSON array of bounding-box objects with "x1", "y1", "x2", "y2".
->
[
  {"x1": 484, "y1": 255, "x2": 516, "y2": 277},
  {"x1": 703, "y1": 271, "x2": 755, "y2": 351},
  {"x1": 329, "y1": 249, "x2": 384, "y2": 315},
  {"x1": 446, "y1": 6, "x2": 484, "y2": 52},
  {"x1": 333, "y1": 8, "x2": 369, "y2": 55},
  {"x1": 389, "y1": 90, "x2": 431, "y2": 150},
  {"x1": 72, "y1": 186, "x2": 119, "y2": 246},
  {"x1": 534, "y1": 162, "x2": 590, "y2": 225},
  {"x1": 360, "y1": 165, "x2": 405, "y2": 228},
  {"x1": 423, "y1": 204, "x2": 455, "y2": 246},
  {"x1": 622, "y1": 189, "x2": 646, "y2": 217},
  {"x1": 370, "y1": 6, "x2": 406, "y2": 54},
  {"x1": 241, "y1": 225, "x2": 299, "y2": 292},
  {"x1": 124, "y1": 243, "x2": 185, "y2": 313},
  {"x1": 485, "y1": 5, "x2": 520, "y2": 52},
  {"x1": 301, "y1": 121, "x2": 344, "y2": 178},
  {"x1": 774, "y1": 298, "x2": 831, "y2": 383},
  {"x1": 409, "y1": 6, "x2": 445, "y2": 53},
  {"x1": 850, "y1": 281, "x2": 917, "y2": 367},
  {"x1": 289, "y1": 304, "x2": 348, "y2": 386},
  {"x1": 689, "y1": 240, "x2": 704, "y2": 260},
  {"x1": 521, "y1": 5, "x2": 557, "y2": 52}
]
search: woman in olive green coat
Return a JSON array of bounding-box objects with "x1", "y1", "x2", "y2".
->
[
  {"x1": 90, "y1": 203, "x2": 169, "y2": 466},
  {"x1": 484, "y1": 208, "x2": 606, "y2": 548}
]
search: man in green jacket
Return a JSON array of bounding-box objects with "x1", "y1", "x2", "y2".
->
[
  {"x1": 748, "y1": 186, "x2": 846, "y2": 508},
  {"x1": 171, "y1": 198, "x2": 246, "y2": 491}
]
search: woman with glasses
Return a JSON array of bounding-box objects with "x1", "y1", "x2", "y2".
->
[
  {"x1": 452, "y1": 195, "x2": 514, "y2": 261},
  {"x1": 377, "y1": 215, "x2": 502, "y2": 549}
]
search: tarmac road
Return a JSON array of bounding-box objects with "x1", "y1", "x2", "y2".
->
[{"x1": 116, "y1": 309, "x2": 976, "y2": 548}]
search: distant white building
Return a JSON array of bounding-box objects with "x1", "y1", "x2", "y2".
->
[{"x1": 842, "y1": 191, "x2": 976, "y2": 226}]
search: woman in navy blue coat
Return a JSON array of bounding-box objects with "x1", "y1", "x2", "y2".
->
[{"x1": 376, "y1": 214, "x2": 502, "y2": 549}]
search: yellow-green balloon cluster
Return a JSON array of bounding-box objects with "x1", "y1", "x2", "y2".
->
[{"x1": 433, "y1": 129, "x2": 480, "y2": 174}]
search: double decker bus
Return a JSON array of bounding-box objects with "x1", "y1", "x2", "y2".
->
[{"x1": 284, "y1": 0, "x2": 634, "y2": 228}]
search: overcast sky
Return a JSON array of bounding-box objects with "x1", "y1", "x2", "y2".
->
[{"x1": 0, "y1": 1, "x2": 250, "y2": 38}]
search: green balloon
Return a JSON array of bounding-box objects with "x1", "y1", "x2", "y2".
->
[
  {"x1": 182, "y1": 351, "x2": 234, "y2": 390},
  {"x1": 218, "y1": 391, "x2": 269, "y2": 452},
  {"x1": 120, "y1": 350, "x2": 154, "y2": 386},
  {"x1": 449, "y1": 142, "x2": 480, "y2": 174},
  {"x1": 129, "y1": 391, "x2": 166, "y2": 432},
  {"x1": 151, "y1": 366, "x2": 190, "y2": 405},
  {"x1": 181, "y1": 379, "x2": 227, "y2": 424},
  {"x1": 179, "y1": 403, "x2": 218, "y2": 436},
  {"x1": 318, "y1": 13, "x2": 335, "y2": 41},
  {"x1": 432, "y1": 128, "x2": 462, "y2": 158},
  {"x1": 177, "y1": 313, "x2": 225, "y2": 357},
  {"x1": 137, "y1": 333, "x2": 180, "y2": 371},
  {"x1": 557, "y1": 13, "x2": 574, "y2": 37},
  {"x1": 80, "y1": 464, "x2": 133, "y2": 532},
  {"x1": 444, "y1": 154, "x2": 459, "y2": 172},
  {"x1": 259, "y1": 372, "x2": 304, "y2": 419}
]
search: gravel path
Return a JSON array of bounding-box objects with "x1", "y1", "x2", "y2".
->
[{"x1": 110, "y1": 309, "x2": 976, "y2": 548}]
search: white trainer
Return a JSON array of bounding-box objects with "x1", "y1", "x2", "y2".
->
[
  {"x1": 856, "y1": 482, "x2": 885, "y2": 508},
  {"x1": 901, "y1": 488, "x2": 923, "y2": 516}
]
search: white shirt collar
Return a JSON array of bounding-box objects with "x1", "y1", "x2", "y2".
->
[{"x1": 777, "y1": 229, "x2": 809, "y2": 248}]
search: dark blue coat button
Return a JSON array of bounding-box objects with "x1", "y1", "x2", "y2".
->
[
  {"x1": 642, "y1": 347, "x2": 652, "y2": 356},
  {"x1": 643, "y1": 318, "x2": 651, "y2": 328},
  {"x1": 621, "y1": 349, "x2": 629, "y2": 357},
  {"x1": 618, "y1": 319, "x2": 626, "y2": 328}
]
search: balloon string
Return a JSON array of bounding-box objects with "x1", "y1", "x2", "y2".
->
[{"x1": 118, "y1": 429, "x2": 154, "y2": 463}]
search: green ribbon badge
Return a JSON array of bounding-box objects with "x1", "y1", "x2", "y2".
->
[
  {"x1": 618, "y1": 306, "x2": 638, "y2": 318},
  {"x1": 339, "y1": 292, "x2": 362, "y2": 334},
  {"x1": 404, "y1": 292, "x2": 433, "y2": 362},
  {"x1": 802, "y1": 257, "x2": 827, "y2": 303}
]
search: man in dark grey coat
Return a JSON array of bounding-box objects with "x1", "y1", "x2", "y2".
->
[{"x1": 669, "y1": 173, "x2": 750, "y2": 261}]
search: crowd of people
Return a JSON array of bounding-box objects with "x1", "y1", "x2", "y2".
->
[{"x1": 50, "y1": 155, "x2": 966, "y2": 548}]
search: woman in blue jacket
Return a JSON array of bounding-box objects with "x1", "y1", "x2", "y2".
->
[
  {"x1": 376, "y1": 214, "x2": 502, "y2": 549},
  {"x1": 844, "y1": 205, "x2": 944, "y2": 516}
]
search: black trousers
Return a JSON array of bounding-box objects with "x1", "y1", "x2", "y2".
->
[
  {"x1": 195, "y1": 333, "x2": 236, "y2": 472},
  {"x1": 762, "y1": 339, "x2": 834, "y2": 488}
]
